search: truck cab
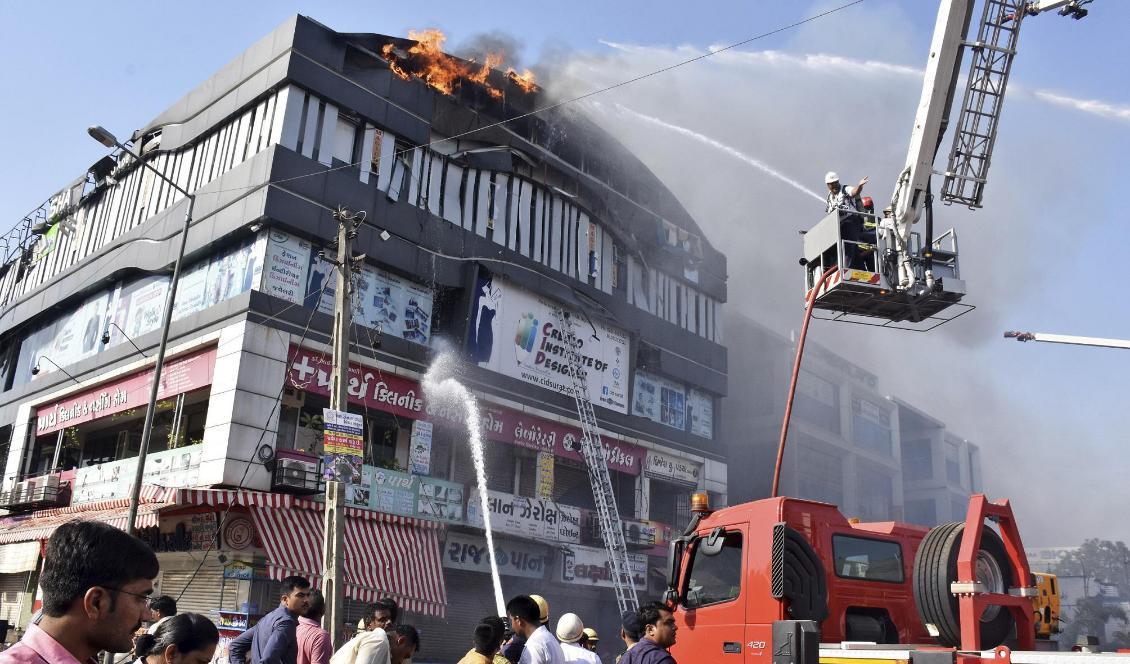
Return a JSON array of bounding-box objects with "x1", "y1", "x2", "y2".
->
[{"x1": 665, "y1": 495, "x2": 934, "y2": 664}]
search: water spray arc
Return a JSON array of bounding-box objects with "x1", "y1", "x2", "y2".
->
[
  {"x1": 611, "y1": 104, "x2": 826, "y2": 203},
  {"x1": 423, "y1": 351, "x2": 506, "y2": 617}
]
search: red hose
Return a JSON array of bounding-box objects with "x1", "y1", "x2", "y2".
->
[{"x1": 771, "y1": 266, "x2": 838, "y2": 497}]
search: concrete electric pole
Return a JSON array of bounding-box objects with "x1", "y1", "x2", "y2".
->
[{"x1": 323, "y1": 206, "x2": 365, "y2": 647}]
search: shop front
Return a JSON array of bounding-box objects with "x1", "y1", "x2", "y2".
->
[{"x1": 15, "y1": 347, "x2": 216, "y2": 491}]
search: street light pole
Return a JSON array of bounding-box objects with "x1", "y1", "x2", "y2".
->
[{"x1": 88, "y1": 126, "x2": 196, "y2": 536}]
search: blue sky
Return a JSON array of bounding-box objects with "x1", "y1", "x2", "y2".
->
[{"x1": 1, "y1": 1, "x2": 1128, "y2": 544}]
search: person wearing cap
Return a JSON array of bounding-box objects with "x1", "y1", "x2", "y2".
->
[
  {"x1": 615, "y1": 610, "x2": 641, "y2": 664},
  {"x1": 581, "y1": 629, "x2": 599, "y2": 653},
  {"x1": 555, "y1": 614, "x2": 599, "y2": 664},
  {"x1": 824, "y1": 171, "x2": 871, "y2": 270}
]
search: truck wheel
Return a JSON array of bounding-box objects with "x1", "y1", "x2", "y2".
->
[
  {"x1": 773, "y1": 524, "x2": 828, "y2": 623},
  {"x1": 913, "y1": 521, "x2": 1014, "y2": 648}
]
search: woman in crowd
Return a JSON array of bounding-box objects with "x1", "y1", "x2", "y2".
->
[{"x1": 133, "y1": 613, "x2": 219, "y2": 664}]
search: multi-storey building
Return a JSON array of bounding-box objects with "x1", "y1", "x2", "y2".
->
[
  {"x1": 723, "y1": 312, "x2": 982, "y2": 526},
  {"x1": 0, "y1": 16, "x2": 727, "y2": 660},
  {"x1": 894, "y1": 398, "x2": 982, "y2": 527},
  {"x1": 723, "y1": 313, "x2": 903, "y2": 520}
]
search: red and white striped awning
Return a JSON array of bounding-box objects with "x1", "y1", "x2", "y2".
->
[
  {"x1": 169, "y1": 487, "x2": 296, "y2": 508},
  {"x1": 250, "y1": 502, "x2": 448, "y2": 617},
  {"x1": 0, "y1": 502, "x2": 164, "y2": 544}
]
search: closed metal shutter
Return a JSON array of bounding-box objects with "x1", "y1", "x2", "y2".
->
[
  {"x1": 157, "y1": 566, "x2": 234, "y2": 619},
  {"x1": 0, "y1": 572, "x2": 29, "y2": 628}
]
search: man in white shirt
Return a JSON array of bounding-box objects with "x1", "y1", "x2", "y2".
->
[
  {"x1": 506, "y1": 595, "x2": 565, "y2": 664},
  {"x1": 330, "y1": 624, "x2": 419, "y2": 664},
  {"x1": 555, "y1": 614, "x2": 600, "y2": 664}
]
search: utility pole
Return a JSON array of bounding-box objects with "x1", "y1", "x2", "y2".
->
[{"x1": 323, "y1": 206, "x2": 365, "y2": 647}]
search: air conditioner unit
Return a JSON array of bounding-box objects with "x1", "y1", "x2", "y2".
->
[
  {"x1": 21, "y1": 479, "x2": 39, "y2": 504},
  {"x1": 275, "y1": 457, "x2": 318, "y2": 492},
  {"x1": 0, "y1": 490, "x2": 9, "y2": 507},
  {"x1": 32, "y1": 475, "x2": 60, "y2": 502}
]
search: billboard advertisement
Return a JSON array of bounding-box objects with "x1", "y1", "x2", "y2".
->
[{"x1": 467, "y1": 272, "x2": 629, "y2": 414}]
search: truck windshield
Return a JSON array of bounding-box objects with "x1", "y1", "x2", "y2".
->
[
  {"x1": 682, "y1": 531, "x2": 742, "y2": 609},
  {"x1": 832, "y1": 534, "x2": 904, "y2": 582}
]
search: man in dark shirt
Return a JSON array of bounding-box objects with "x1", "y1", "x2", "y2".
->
[
  {"x1": 619, "y1": 603, "x2": 676, "y2": 664},
  {"x1": 229, "y1": 576, "x2": 312, "y2": 664}
]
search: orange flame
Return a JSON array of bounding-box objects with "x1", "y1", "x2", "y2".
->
[
  {"x1": 506, "y1": 67, "x2": 537, "y2": 93},
  {"x1": 381, "y1": 28, "x2": 536, "y2": 100}
]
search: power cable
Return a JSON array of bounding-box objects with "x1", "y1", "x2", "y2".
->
[
  {"x1": 172, "y1": 269, "x2": 337, "y2": 602},
  {"x1": 2, "y1": 0, "x2": 864, "y2": 235},
  {"x1": 0, "y1": 0, "x2": 863, "y2": 327}
]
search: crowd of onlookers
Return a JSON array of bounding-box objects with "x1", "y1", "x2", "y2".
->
[{"x1": 0, "y1": 521, "x2": 680, "y2": 664}]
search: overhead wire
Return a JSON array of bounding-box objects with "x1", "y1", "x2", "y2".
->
[
  {"x1": 173, "y1": 268, "x2": 338, "y2": 601},
  {"x1": 2, "y1": 0, "x2": 863, "y2": 228}
]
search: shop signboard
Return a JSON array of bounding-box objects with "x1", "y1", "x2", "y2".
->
[
  {"x1": 443, "y1": 531, "x2": 550, "y2": 579},
  {"x1": 369, "y1": 468, "x2": 417, "y2": 517},
  {"x1": 686, "y1": 388, "x2": 714, "y2": 439},
  {"x1": 643, "y1": 449, "x2": 702, "y2": 488},
  {"x1": 409, "y1": 420, "x2": 433, "y2": 475},
  {"x1": 632, "y1": 370, "x2": 687, "y2": 431},
  {"x1": 362, "y1": 468, "x2": 464, "y2": 523},
  {"x1": 466, "y1": 489, "x2": 582, "y2": 544},
  {"x1": 287, "y1": 346, "x2": 645, "y2": 475},
  {"x1": 467, "y1": 276, "x2": 629, "y2": 414},
  {"x1": 288, "y1": 346, "x2": 425, "y2": 420},
  {"x1": 560, "y1": 544, "x2": 647, "y2": 590},
  {"x1": 35, "y1": 347, "x2": 217, "y2": 436},
  {"x1": 72, "y1": 444, "x2": 205, "y2": 505}
]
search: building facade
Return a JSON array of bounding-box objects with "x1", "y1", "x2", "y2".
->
[
  {"x1": 722, "y1": 312, "x2": 982, "y2": 526},
  {"x1": 0, "y1": 16, "x2": 727, "y2": 662},
  {"x1": 894, "y1": 398, "x2": 982, "y2": 527}
]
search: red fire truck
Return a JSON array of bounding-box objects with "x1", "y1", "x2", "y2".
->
[{"x1": 663, "y1": 492, "x2": 1056, "y2": 664}]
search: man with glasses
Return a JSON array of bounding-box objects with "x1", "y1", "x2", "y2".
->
[
  {"x1": 0, "y1": 520, "x2": 160, "y2": 664},
  {"x1": 230, "y1": 576, "x2": 312, "y2": 664}
]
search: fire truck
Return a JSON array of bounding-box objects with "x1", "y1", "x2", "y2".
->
[{"x1": 662, "y1": 492, "x2": 1079, "y2": 664}]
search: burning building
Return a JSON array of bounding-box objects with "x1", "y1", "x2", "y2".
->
[{"x1": 0, "y1": 16, "x2": 727, "y2": 659}]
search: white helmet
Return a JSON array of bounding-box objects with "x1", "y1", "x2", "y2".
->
[
  {"x1": 825, "y1": 171, "x2": 840, "y2": 184},
  {"x1": 555, "y1": 613, "x2": 585, "y2": 643}
]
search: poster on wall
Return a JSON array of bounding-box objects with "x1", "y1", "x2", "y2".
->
[
  {"x1": 304, "y1": 253, "x2": 434, "y2": 345},
  {"x1": 686, "y1": 388, "x2": 714, "y2": 439},
  {"x1": 72, "y1": 444, "x2": 204, "y2": 505},
  {"x1": 466, "y1": 489, "x2": 582, "y2": 543},
  {"x1": 415, "y1": 476, "x2": 463, "y2": 523},
  {"x1": 467, "y1": 271, "x2": 629, "y2": 413},
  {"x1": 322, "y1": 408, "x2": 363, "y2": 486},
  {"x1": 49, "y1": 291, "x2": 109, "y2": 369},
  {"x1": 632, "y1": 370, "x2": 686, "y2": 431},
  {"x1": 409, "y1": 420, "x2": 433, "y2": 475},
  {"x1": 561, "y1": 544, "x2": 647, "y2": 590},
  {"x1": 263, "y1": 230, "x2": 312, "y2": 304},
  {"x1": 123, "y1": 276, "x2": 170, "y2": 339},
  {"x1": 535, "y1": 452, "x2": 554, "y2": 500}
]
